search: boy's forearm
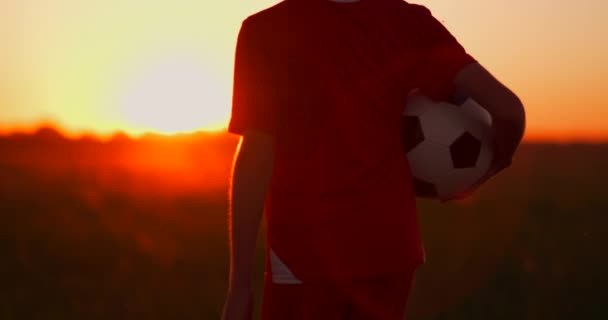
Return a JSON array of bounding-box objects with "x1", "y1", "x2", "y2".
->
[
  {"x1": 492, "y1": 114, "x2": 526, "y2": 167},
  {"x1": 487, "y1": 91, "x2": 526, "y2": 167},
  {"x1": 452, "y1": 63, "x2": 526, "y2": 165},
  {"x1": 228, "y1": 135, "x2": 274, "y2": 288}
]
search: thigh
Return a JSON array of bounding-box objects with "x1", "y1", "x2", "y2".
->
[
  {"x1": 261, "y1": 276, "x2": 351, "y2": 320},
  {"x1": 348, "y1": 271, "x2": 416, "y2": 320}
]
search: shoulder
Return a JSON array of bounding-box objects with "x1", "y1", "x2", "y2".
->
[
  {"x1": 385, "y1": 0, "x2": 431, "y2": 14},
  {"x1": 243, "y1": 0, "x2": 291, "y2": 30},
  {"x1": 239, "y1": 0, "x2": 298, "y2": 50},
  {"x1": 407, "y1": 3, "x2": 432, "y2": 15},
  {"x1": 382, "y1": 0, "x2": 438, "y2": 35}
]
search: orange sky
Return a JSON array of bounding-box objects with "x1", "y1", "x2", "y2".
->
[{"x1": 0, "y1": 0, "x2": 606, "y2": 141}]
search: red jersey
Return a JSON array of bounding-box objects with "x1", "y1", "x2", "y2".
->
[{"x1": 228, "y1": 0, "x2": 476, "y2": 282}]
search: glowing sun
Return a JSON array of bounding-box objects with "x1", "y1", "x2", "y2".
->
[{"x1": 117, "y1": 53, "x2": 230, "y2": 135}]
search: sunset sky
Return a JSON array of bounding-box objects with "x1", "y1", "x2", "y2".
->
[{"x1": 0, "y1": 0, "x2": 606, "y2": 141}]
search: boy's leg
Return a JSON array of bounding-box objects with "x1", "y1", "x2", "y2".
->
[
  {"x1": 348, "y1": 270, "x2": 416, "y2": 320},
  {"x1": 261, "y1": 276, "x2": 351, "y2": 320}
]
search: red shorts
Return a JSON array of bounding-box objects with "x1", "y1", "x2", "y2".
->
[{"x1": 261, "y1": 270, "x2": 416, "y2": 320}]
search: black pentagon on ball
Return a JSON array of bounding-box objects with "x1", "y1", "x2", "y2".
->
[
  {"x1": 412, "y1": 178, "x2": 438, "y2": 198},
  {"x1": 402, "y1": 116, "x2": 424, "y2": 153},
  {"x1": 449, "y1": 131, "x2": 482, "y2": 168}
]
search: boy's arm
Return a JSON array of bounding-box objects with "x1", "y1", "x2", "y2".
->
[
  {"x1": 223, "y1": 17, "x2": 277, "y2": 320},
  {"x1": 453, "y1": 62, "x2": 526, "y2": 171},
  {"x1": 228, "y1": 130, "x2": 275, "y2": 289},
  {"x1": 222, "y1": 130, "x2": 274, "y2": 320},
  {"x1": 409, "y1": 5, "x2": 525, "y2": 168}
]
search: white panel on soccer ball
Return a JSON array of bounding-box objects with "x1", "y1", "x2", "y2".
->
[
  {"x1": 407, "y1": 140, "x2": 453, "y2": 183},
  {"x1": 461, "y1": 98, "x2": 492, "y2": 127},
  {"x1": 476, "y1": 143, "x2": 493, "y2": 174},
  {"x1": 460, "y1": 100, "x2": 492, "y2": 140},
  {"x1": 437, "y1": 167, "x2": 486, "y2": 199},
  {"x1": 462, "y1": 119, "x2": 491, "y2": 142},
  {"x1": 419, "y1": 105, "x2": 467, "y2": 145},
  {"x1": 404, "y1": 95, "x2": 434, "y2": 117}
]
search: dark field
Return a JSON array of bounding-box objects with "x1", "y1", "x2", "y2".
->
[{"x1": 2, "y1": 128, "x2": 607, "y2": 319}]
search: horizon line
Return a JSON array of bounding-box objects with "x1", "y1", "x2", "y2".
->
[{"x1": 1, "y1": 123, "x2": 608, "y2": 145}]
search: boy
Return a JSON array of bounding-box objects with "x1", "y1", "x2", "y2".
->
[{"x1": 223, "y1": 0, "x2": 525, "y2": 319}]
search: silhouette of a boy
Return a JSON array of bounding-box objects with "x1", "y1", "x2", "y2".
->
[{"x1": 223, "y1": 0, "x2": 525, "y2": 319}]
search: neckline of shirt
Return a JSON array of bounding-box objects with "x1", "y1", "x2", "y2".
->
[{"x1": 324, "y1": 0, "x2": 369, "y2": 6}]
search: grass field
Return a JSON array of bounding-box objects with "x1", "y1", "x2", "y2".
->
[{"x1": 2, "y1": 128, "x2": 607, "y2": 319}]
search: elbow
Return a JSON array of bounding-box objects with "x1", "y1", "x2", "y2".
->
[
  {"x1": 495, "y1": 92, "x2": 526, "y2": 134},
  {"x1": 510, "y1": 94, "x2": 526, "y2": 137},
  {"x1": 233, "y1": 132, "x2": 276, "y2": 184},
  {"x1": 513, "y1": 94, "x2": 526, "y2": 123},
  {"x1": 492, "y1": 93, "x2": 526, "y2": 146},
  {"x1": 503, "y1": 92, "x2": 525, "y2": 122}
]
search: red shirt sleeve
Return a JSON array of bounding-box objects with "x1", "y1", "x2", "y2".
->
[
  {"x1": 228, "y1": 18, "x2": 278, "y2": 135},
  {"x1": 412, "y1": 6, "x2": 477, "y2": 101}
]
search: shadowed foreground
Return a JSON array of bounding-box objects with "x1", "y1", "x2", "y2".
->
[{"x1": 2, "y1": 128, "x2": 607, "y2": 319}]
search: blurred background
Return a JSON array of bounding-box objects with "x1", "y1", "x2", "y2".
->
[{"x1": 1, "y1": 0, "x2": 607, "y2": 319}]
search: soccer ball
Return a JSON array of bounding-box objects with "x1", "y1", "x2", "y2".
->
[{"x1": 402, "y1": 94, "x2": 494, "y2": 200}]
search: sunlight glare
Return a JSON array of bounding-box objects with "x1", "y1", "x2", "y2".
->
[{"x1": 117, "y1": 53, "x2": 230, "y2": 134}]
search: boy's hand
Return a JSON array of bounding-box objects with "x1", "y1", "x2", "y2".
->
[{"x1": 221, "y1": 285, "x2": 254, "y2": 320}]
